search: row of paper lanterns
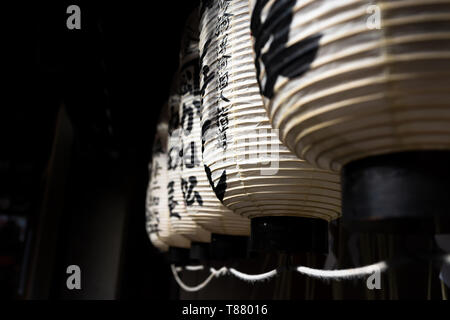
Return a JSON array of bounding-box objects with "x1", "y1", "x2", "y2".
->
[{"x1": 146, "y1": 0, "x2": 450, "y2": 253}]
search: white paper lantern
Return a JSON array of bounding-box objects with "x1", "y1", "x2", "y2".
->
[
  {"x1": 250, "y1": 0, "x2": 450, "y2": 172},
  {"x1": 178, "y1": 7, "x2": 251, "y2": 237},
  {"x1": 146, "y1": 159, "x2": 169, "y2": 252},
  {"x1": 169, "y1": 22, "x2": 212, "y2": 242},
  {"x1": 200, "y1": 0, "x2": 341, "y2": 222},
  {"x1": 146, "y1": 104, "x2": 191, "y2": 249}
]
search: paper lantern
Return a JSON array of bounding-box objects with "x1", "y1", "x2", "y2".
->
[
  {"x1": 199, "y1": 0, "x2": 341, "y2": 252},
  {"x1": 146, "y1": 158, "x2": 169, "y2": 252},
  {"x1": 177, "y1": 7, "x2": 251, "y2": 239},
  {"x1": 250, "y1": 0, "x2": 450, "y2": 231},
  {"x1": 148, "y1": 105, "x2": 191, "y2": 250},
  {"x1": 168, "y1": 14, "x2": 212, "y2": 244},
  {"x1": 167, "y1": 94, "x2": 211, "y2": 243},
  {"x1": 250, "y1": 0, "x2": 450, "y2": 172},
  {"x1": 146, "y1": 103, "x2": 191, "y2": 250}
]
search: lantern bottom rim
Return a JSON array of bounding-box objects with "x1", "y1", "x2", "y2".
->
[{"x1": 342, "y1": 150, "x2": 450, "y2": 234}]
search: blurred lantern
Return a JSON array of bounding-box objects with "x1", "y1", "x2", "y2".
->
[
  {"x1": 200, "y1": 0, "x2": 341, "y2": 253},
  {"x1": 145, "y1": 144, "x2": 169, "y2": 253},
  {"x1": 146, "y1": 103, "x2": 191, "y2": 263},
  {"x1": 250, "y1": 0, "x2": 450, "y2": 232}
]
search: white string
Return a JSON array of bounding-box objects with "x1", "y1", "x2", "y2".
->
[
  {"x1": 170, "y1": 264, "x2": 227, "y2": 292},
  {"x1": 171, "y1": 254, "x2": 450, "y2": 292},
  {"x1": 228, "y1": 268, "x2": 278, "y2": 282},
  {"x1": 296, "y1": 261, "x2": 389, "y2": 280},
  {"x1": 175, "y1": 265, "x2": 205, "y2": 272},
  {"x1": 185, "y1": 265, "x2": 205, "y2": 271}
]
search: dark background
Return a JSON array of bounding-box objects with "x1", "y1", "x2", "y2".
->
[{"x1": 1, "y1": 0, "x2": 199, "y2": 299}]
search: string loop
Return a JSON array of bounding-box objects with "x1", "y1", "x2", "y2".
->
[{"x1": 171, "y1": 254, "x2": 450, "y2": 292}]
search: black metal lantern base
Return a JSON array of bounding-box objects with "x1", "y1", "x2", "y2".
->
[
  {"x1": 210, "y1": 233, "x2": 249, "y2": 261},
  {"x1": 167, "y1": 247, "x2": 190, "y2": 265},
  {"x1": 189, "y1": 242, "x2": 211, "y2": 263},
  {"x1": 342, "y1": 151, "x2": 450, "y2": 233},
  {"x1": 249, "y1": 216, "x2": 328, "y2": 254}
]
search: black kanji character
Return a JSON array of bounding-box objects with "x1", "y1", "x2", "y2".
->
[
  {"x1": 182, "y1": 103, "x2": 194, "y2": 136},
  {"x1": 218, "y1": 72, "x2": 228, "y2": 90},
  {"x1": 168, "y1": 105, "x2": 180, "y2": 136},
  {"x1": 168, "y1": 146, "x2": 180, "y2": 171},
  {"x1": 216, "y1": 12, "x2": 232, "y2": 36},
  {"x1": 167, "y1": 181, "x2": 181, "y2": 219},
  {"x1": 251, "y1": 0, "x2": 322, "y2": 98},
  {"x1": 181, "y1": 176, "x2": 203, "y2": 206},
  {"x1": 152, "y1": 162, "x2": 162, "y2": 181},
  {"x1": 204, "y1": 165, "x2": 227, "y2": 203},
  {"x1": 182, "y1": 141, "x2": 198, "y2": 169}
]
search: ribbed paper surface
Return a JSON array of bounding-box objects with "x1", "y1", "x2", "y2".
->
[
  {"x1": 200, "y1": 0, "x2": 341, "y2": 221},
  {"x1": 169, "y1": 13, "x2": 212, "y2": 243},
  {"x1": 177, "y1": 6, "x2": 251, "y2": 236},
  {"x1": 168, "y1": 93, "x2": 211, "y2": 243},
  {"x1": 251, "y1": 0, "x2": 450, "y2": 172},
  {"x1": 169, "y1": 8, "x2": 250, "y2": 237},
  {"x1": 146, "y1": 153, "x2": 169, "y2": 252},
  {"x1": 147, "y1": 104, "x2": 190, "y2": 249}
]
